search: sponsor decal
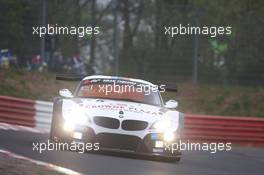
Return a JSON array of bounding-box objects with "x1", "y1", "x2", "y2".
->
[{"x1": 78, "y1": 103, "x2": 161, "y2": 116}]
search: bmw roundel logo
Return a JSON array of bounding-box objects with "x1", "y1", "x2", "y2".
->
[{"x1": 119, "y1": 110, "x2": 124, "y2": 118}]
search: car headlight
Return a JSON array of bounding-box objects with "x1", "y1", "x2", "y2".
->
[
  {"x1": 63, "y1": 106, "x2": 87, "y2": 125},
  {"x1": 151, "y1": 120, "x2": 176, "y2": 132},
  {"x1": 163, "y1": 131, "x2": 175, "y2": 142},
  {"x1": 63, "y1": 121, "x2": 75, "y2": 132}
]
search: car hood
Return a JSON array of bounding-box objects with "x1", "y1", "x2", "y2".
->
[{"x1": 62, "y1": 98, "x2": 171, "y2": 123}]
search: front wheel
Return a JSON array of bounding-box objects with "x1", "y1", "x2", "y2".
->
[
  {"x1": 49, "y1": 98, "x2": 63, "y2": 142},
  {"x1": 166, "y1": 156, "x2": 181, "y2": 162},
  {"x1": 152, "y1": 155, "x2": 181, "y2": 162}
]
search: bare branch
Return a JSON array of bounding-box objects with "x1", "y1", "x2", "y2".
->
[
  {"x1": 95, "y1": 0, "x2": 114, "y2": 24},
  {"x1": 80, "y1": 0, "x2": 89, "y2": 9}
]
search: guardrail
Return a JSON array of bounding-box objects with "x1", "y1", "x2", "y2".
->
[
  {"x1": 0, "y1": 96, "x2": 52, "y2": 129},
  {"x1": 0, "y1": 96, "x2": 263, "y2": 146},
  {"x1": 35, "y1": 101, "x2": 53, "y2": 130},
  {"x1": 0, "y1": 96, "x2": 35, "y2": 127},
  {"x1": 183, "y1": 114, "x2": 264, "y2": 146}
]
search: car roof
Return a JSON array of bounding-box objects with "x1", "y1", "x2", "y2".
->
[{"x1": 82, "y1": 75, "x2": 155, "y2": 86}]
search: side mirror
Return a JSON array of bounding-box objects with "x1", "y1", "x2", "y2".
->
[
  {"x1": 59, "y1": 89, "x2": 74, "y2": 98},
  {"x1": 164, "y1": 99, "x2": 178, "y2": 109}
]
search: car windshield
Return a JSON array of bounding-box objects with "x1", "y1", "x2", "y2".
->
[{"x1": 76, "y1": 79, "x2": 162, "y2": 106}]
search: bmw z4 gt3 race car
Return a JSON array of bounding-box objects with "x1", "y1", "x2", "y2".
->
[{"x1": 50, "y1": 75, "x2": 184, "y2": 161}]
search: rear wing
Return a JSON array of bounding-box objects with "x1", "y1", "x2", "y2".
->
[
  {"x1": 163, "y1": 84, "x2": 177, "y2": 92},
  {"x1": 157, "y1": 83, "x2": 177, "y2": 92},
  {"x1": 56, "y1": 74, "x2": 84, "y2": 81}
]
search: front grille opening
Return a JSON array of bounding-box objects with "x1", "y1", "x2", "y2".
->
[
  {"x1": 94, "y1": 116, "x2": 120, "y2": 129},
  {"x1": 95, "y1": 133, "x2": 141, "y2": 151},
  {"x1": 122, "y1": 120, "x2": 148, "y2": 131}
]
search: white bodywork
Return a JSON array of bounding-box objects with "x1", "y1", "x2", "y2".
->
[{"x1": 60, "y1": 75, "x2": 182, "y2": 140}]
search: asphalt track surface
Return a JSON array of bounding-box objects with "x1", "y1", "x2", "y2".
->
[{"x1": 0, "y1": 129, "x2": 263, "y2": 175}]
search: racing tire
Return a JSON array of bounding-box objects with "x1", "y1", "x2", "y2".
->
[
  {"x1": 166, "y1": 156, "x2": 181, "y2": 162},
  {"x1": 157, "y1": 156, "x2": 181, "y2": 162},
  {"x1": 49, "y1": 97, "x2": 63, "y2": 142}
]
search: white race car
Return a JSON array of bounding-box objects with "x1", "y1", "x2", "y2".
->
[{"x1": 50, "y1": 75, "x2": 184, "y2": 161}]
